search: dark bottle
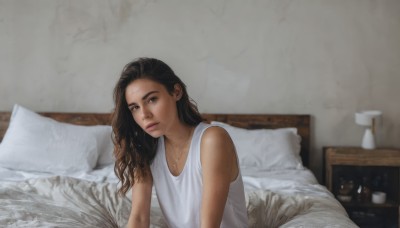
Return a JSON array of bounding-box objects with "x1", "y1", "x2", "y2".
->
[
  {"x1": 355, "y1": 176, "x2": 372, "y2": 202},
  {"x1": 338, "y1": 178, "x2": 354, "y2": 196}
]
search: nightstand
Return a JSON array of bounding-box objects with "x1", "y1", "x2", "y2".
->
[{"x1": 324, "y1": 147, "x2": 400, "y2": 228}]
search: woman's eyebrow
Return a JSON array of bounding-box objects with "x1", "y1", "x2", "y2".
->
[
  {"x1": 142, "y1": 91, "x2": 159, "y2": 100},
  {"x1": 127, "y1": 91, "x2": 159, "y2": 107}
]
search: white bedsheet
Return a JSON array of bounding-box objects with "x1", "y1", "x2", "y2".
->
[
  {"x1": 0, "y1": 165, "x2": 357, "y2": 227},
  {"x1": 0, "y1": 165, "x2": 117, "y2": 183},
  {"x1": 242, "y1": 168, "x2": 357, "y2": 227}
]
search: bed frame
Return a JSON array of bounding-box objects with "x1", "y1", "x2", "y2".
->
[{"x1": 0, "y1": 112, "x2": 310, "y2": 167}]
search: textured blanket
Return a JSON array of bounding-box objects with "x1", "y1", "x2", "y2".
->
[
  {"x1": 0, "y1": 176, "x2": 356, "y2": 227},
  {"x1": 0, "y1": 176, "x2": 129, "y2": 227}
]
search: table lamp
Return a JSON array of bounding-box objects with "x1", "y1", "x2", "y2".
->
[{"x1": 355, "y1": 110, "x2": 382, "y2": 149}]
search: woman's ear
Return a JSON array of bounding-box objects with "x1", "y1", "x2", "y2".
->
[{"x1": 173, "y1": 84, "x2": 183, "y2": 101}]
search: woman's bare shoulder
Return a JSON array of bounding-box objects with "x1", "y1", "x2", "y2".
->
[
  {"x1": 202, "y1": 125, "x2": 231, "y2": 143},
  {"x1": 200, "y1": 126, "x2": 234, "y2": 157}
]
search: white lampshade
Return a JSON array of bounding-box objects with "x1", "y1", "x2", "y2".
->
[
  {"x1": 354, "y1": 110, "x2": 382, "y2": 149},
  {"x1": 355, "y1": 110, "x2": 382, "y2": 126}
]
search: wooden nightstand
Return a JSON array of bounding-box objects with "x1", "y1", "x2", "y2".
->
[{"x1": 324, "y1": 147, "x2": 400, "y2": 228}]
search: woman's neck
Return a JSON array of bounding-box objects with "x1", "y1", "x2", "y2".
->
[{"x1": 164, "y1": 123, "x2": 195, "y2": 149}]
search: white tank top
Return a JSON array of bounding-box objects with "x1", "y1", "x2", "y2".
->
[{"x1": 150, "y1": 122, "x2": 248, "y2": 228}]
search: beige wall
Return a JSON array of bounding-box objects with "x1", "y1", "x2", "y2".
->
[{"x1": 1, "y1": 0, "x2": 399, "y2": 181}]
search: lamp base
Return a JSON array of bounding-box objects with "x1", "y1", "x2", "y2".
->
[{"x1": 361, "y1": 128, "x2": 375, "y2": 149}]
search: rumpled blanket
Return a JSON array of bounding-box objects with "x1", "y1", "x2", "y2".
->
[
  {"x1": 0, "y1": 176, "x2": 357, "y2": 227},
  {"x1": 0, "y1": 176, "x2": 129, "y2": 227}
]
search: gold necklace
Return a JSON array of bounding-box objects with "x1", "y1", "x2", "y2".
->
[
  {"x1": 171, "y1": 148, "x2": 184, "y2": 172},
  {"x1": 167, "y1": 127, "x2": 194, "y2": 174},
  {"x1": 167, "y1": 144, "x2": 187, "y2": 174}
]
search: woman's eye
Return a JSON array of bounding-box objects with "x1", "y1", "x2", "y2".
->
[
  {"x1": 148, "y1": 97, "x2": 158, "y2": 103},
  {"x1": 130, "y1": 105, "x2": 139, "y2": 112}
]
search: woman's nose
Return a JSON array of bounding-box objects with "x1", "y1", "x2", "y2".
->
[{"x1": 141, "y1": 107, "x2": 152, "y2": 120}]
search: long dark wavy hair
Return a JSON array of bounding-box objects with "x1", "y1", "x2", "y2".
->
[{"x1": 112, "y1": 57, "x2": 203, "y2": 195}]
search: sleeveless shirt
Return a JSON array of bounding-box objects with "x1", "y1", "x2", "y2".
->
[{"x1": 150, "y1": 122, "x2": 248, "y2": 228}]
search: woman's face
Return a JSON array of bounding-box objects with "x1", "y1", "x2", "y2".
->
[{"x1": 125, "y1": 78, "x2": 181, "y2": 138}]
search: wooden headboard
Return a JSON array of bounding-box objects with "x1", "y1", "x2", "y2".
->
[{"x1": 0, "y1": 112, "x2": 310, "y2": 167}]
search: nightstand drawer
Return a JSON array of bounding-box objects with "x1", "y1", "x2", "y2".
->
[{"x1": 326, "y1": 147, "x2": 400, "y2": 166}]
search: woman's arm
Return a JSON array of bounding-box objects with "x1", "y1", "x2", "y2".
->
[
  {"x1": 127, "y1": 167, "x2": 153, "y2": 228},
  {"x1": 200, "y1": 126, "x2": 239, "y2": 228}
]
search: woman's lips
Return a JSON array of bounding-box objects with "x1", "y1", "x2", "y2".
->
[{"x1": 145, "y1": 123, "x2": 159, "y2": 131}]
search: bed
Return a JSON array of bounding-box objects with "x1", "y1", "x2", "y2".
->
[{"x1": 0, "y1": 104, "x2": 358, "y2": 227}]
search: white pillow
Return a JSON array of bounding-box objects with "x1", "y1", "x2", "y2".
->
[
  {"x1": 96, "y1": 129, "x2": 115, "y2": 167},
  {"x1": 211, "y1": 121, "x2": 303, "y2": 170},
  {"x1": 0, "y1": 104, "x2": 113, "y2": 173}
]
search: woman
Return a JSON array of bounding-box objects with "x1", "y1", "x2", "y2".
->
[{"x1": 112, "y1": 57, "x2": 248, "y2": 228}]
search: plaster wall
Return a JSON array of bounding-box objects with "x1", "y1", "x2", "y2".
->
[{"x1": 1, "y1": 0, "x2": 399, "y2": 181}]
